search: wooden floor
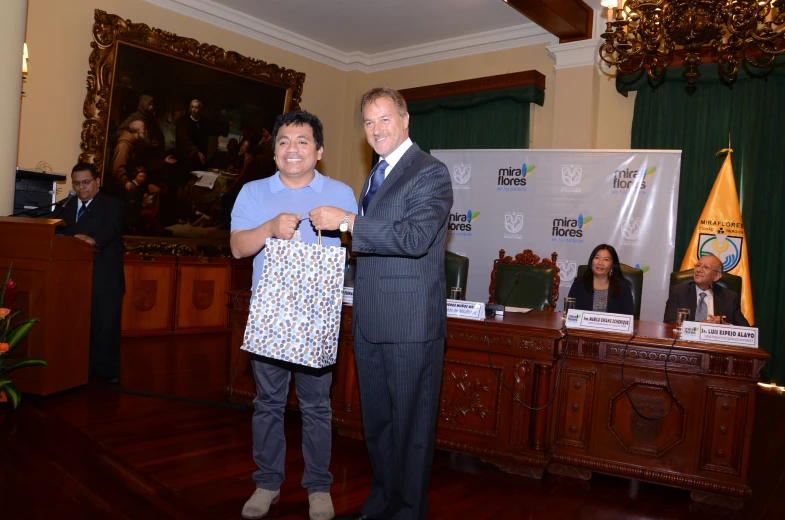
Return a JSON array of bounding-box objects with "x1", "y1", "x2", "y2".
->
[{"x1": 1, "y1": 380, "x2": 784, "y2": 519}]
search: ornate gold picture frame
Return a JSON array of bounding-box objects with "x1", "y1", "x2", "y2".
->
[{"x1": 80, "y1": 9, "x2": 305, "y2": 240}]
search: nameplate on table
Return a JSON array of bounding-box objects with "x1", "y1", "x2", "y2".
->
[
  {"x1": 342, "y1": 286, "x2": 353, "y2": 306},
  {"x1": 447, "y1": 299, "x2": 485, "y2": 320},
  {"x1": 565, "y1": 309, "x2": 634, "y2": 334},
  {"x1": 680, "y1": 321, "x2": 758, "y2": 348}
]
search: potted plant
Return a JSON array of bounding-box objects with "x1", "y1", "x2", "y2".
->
[{"x1": 0, "y1": 266, "x2": 45, "y2": 409}]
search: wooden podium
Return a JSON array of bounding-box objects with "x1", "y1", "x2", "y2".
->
[{"x1": 0, "y1": 217, "x2": 95, "y2": 395}]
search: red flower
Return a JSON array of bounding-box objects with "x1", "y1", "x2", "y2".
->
[
  {"x1": 2, "y1": 278, "x2": 17, "y2": 308},
  {"x1": 0, "y1": 342, "x2": 9, "y2": 353}
]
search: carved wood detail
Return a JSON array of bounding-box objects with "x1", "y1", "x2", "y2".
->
[
  {"x1": 438, "y1": 360, "x2": 503, "y2": 436},
  {"x1": 608, "y1": 381, "x2": 686, "y2": 458},
  {"x1": 547, "y1": 462, "x2": 592, "y2": 480},
  {"x1": 448, "y1": 331, "x2": 513, "y2": 347},
  {"x1": 700, "y1": 387, "x2": 749, "y2": 476},
  {"x1": 690, "y1": 490, "x2": 745, "y2": 510},
  {"x1": 607, "y1": 346, "x2": 700, "y2": 368},
  {"x1": 554, "y1": 368, "x2": 595, "y2": 449},
  {"x1": 551, "y1": 453, "x2": 752, "y2": 498}
]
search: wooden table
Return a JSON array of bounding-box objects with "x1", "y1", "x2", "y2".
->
[{"x1": 227, "y1": 293, "x2": 770, "y2": 508}]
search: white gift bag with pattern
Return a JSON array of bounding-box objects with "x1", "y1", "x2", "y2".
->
[{"x1": 241, "y1": 234, "x2": 346, "y2": 368}]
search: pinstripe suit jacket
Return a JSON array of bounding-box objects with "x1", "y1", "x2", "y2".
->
[{"x1": 352, "y1": 143, "x2": 454, "y2": 344}]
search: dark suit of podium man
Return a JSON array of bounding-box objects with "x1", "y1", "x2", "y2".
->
[
  {"x1": 56, "y1": 163, "x2": 125, "y2": 382},
  {"x1": 310, "y1": 87, "x2": 453, "y2": 520}
]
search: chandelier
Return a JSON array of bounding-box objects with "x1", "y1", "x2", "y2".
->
[{"x1": 599, "y1": 1, "x2": 785, "y2": 87}]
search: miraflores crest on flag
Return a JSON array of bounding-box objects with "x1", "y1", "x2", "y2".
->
[{"x1": 680, "y1": 152, "x2": 754, "y2": 324}]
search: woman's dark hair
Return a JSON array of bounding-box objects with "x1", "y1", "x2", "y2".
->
[{"x1": 580, "y1": 243, "x2": 623, "y2": 298}]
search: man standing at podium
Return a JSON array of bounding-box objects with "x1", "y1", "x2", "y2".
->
[{"x1": 56, "y1": 163, "x2": 125, "y2": 383}]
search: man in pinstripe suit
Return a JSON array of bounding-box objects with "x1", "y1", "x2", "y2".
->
[{"x1": 311, "y1": 87, "x2": 453, "y2": 520}]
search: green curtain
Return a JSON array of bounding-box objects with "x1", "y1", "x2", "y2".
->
[
  {"x1": 407, "y1": 85, "x2": 544, "y2": 153},
  {"x1": 630, "y1": 75, "x2": 785, "y2": 384}
]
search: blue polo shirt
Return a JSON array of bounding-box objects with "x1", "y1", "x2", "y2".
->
[{"x1": 231, "y1": 170, "x2": 357, "y2": 286}]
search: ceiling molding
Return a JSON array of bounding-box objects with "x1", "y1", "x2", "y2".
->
[
  {"x1": 145, "y1": 0, "x2": 557, "y2": 73},
  {"x1": 546, "y1": 10, "x2": 609, "y2": 70},
  {"x1": 546, "y1": 38, "x2": 600, "y2": 70}
]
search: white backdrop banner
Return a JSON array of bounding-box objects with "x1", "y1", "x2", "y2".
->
[{"x1": 431, "y1": 149, "x2": 682, "y2": 321}]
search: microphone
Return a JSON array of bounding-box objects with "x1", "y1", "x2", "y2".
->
[
  {"x1": 486, "y1": 271, "x2": 521, "y2": 317},
  {"x1": 10, "y1": 190, "x2": 77, "y2": 217}
]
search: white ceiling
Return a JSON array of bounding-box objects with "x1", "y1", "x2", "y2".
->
[
  {"x1": 147, "y1": 0, "x2": 604, "y2": 71},
  {"x1": 209, "y1": 0, "x2": 529, "y2": 54}
]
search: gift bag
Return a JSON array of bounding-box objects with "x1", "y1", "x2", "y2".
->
[{"x1": 241, "y1": 233, "x2": 346, "y2": 368}]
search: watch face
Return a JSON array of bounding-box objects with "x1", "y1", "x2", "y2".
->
[{"x1": 339, "y1": 223, "x2": 348, "y2": 232}]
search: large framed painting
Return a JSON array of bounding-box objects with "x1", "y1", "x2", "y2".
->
[{"x1": 80, "y1": 10, "x2": 305, "y2": 240}]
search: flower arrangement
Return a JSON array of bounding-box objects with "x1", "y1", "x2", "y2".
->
[{"x1": 0, "y1": 265, "x2": 45, "y2": 409}]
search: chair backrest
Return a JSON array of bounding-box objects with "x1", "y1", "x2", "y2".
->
[
  {"x1": 670, "y1": 269, "x2": 742, "y2": 296},
  {"x1": 444, "y1": 251, "x2": 469, "y2": 298},
  {"x1": 489, "y1": 249, "x2": 560, "y2": 311},
  {"x1": 576, "y1": 263, "x2": 644, "y2": 319}
]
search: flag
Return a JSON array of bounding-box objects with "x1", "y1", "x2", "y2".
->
[{"x1": 680, "y1": 153, "x2": 754, "y2": 324}]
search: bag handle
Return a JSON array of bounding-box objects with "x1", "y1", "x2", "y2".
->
[{"x1": 318, "y1": 229, "x2": 322, "y2": 246}]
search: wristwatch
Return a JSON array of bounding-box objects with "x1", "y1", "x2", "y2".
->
[{"x1": 339, "y1": 211, "x2": 351, "y2": 232}]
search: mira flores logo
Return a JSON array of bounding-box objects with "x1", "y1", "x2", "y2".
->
[
  {"x1": 612, "y1": 165, "x2": 657, "y2": 194},
  {"x1": 448, "y1": 209, "x2": 480, "y2": 236},
  {"x1": 451, "y1": 163, "x2": 471, "y2": 190},
  {"x1": 497, "y1": 163, "x2": 535, "y2": 192},
  {"x1": 552, "y1": 214, "x2": 592, "y2": 243}
]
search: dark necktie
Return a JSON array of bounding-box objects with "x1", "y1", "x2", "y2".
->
[
  {"x1": 362, "y1": 160, "x2": 388, "y2": 215},
  {"x1": 77, "y1": 202, "x2": 86, "y2": 222},
  {"x1": 696, "y1": 291, "x2": 708, "y2": 321}
]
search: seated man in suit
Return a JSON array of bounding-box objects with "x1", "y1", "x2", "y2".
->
[{"x1": 664, "y1": 254, "x2": 749, "y2": 326}]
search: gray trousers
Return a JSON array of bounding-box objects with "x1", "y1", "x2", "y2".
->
[{"x1": 251, "y1": 356, "x2": 333, "y2": 493}]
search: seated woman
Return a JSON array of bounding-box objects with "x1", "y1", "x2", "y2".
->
[{"x1": 568, "y1": 244, "x2": 635, "y2": 315}]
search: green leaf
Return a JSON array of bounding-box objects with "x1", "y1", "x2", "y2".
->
[
  {"x1": 0, "y1": 263, "x2": 11, "y2": 308},
  {"x1": 0, "y1": 380, "x2": 11, "y2": 390},
  {"x1": 4, "y1": 358, "x2": 47, "y2": 372},
  {"x1": 525, "y1": 164, "x2": 536, "y2": 173},
  {"x1": 4, "y1": 381, "x2": 21, "y2": 409},
  {"x1": 5, "y1": 318, "x2": 39, "y2": 349}
]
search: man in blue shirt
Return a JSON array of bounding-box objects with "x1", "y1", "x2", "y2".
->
[{"x1": 231, "y1": 110, "x2": 356, "y2": 520}]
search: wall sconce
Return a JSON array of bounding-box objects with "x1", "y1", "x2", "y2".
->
[{"x1": 22, "y1": 43, "x2": 28, "y2": 78}]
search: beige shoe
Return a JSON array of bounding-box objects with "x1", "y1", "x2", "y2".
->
[
  {"x1": 241, "y1": 488, "x2": 280, "y2": 519},
  {"x1": 308, "y1": 492, "x2": 335, "y2": 520}
]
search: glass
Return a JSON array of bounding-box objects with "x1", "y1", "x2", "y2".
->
[
  {"x1": 694, "y1": 262, "x2": 720, "y2": 274},
  {"x1": 450, "y1": 287, "x2": 464, "y2": 300},
  {"x1": 71, "y1": 178, "x2": 94, "y2": 188},
  {"x1": 563, "y1": 297, "x2": 576, "y2": 319},
  {"x1": 675, "y1": 308, "x2": 690, "y2": 332}
]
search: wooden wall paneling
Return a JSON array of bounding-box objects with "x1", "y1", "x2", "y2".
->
[
  {"x1": 121, "y1": 255, "x2": 176, "y2": 334},
  {"x1": 175, "y1": 257, "x2": 231, "y2": 331},
  {"x1": 230, "y1": 257, "x2": 254, "y2": 290}
]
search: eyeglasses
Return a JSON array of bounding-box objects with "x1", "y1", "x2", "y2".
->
[
  {"x1": 694, "y1": 262, "x2": 720, "y2": 274},
  {"x1": 72, "y1": 178, "x2": 95, "y2": 188}
]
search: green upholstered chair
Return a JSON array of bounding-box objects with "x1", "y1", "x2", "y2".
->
[
  {"x1": 445, "y1": 251, "x2": 469, "y2": 298},
  {"x1": 576, "y1": 263, "x2": 644, "y2": 319},
  {"x1": 489, "y1": 249, "x2": 560, "y2": 311},
  {"x1": 669, "y1": 268, "x2": 742, "y2": 296}
]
